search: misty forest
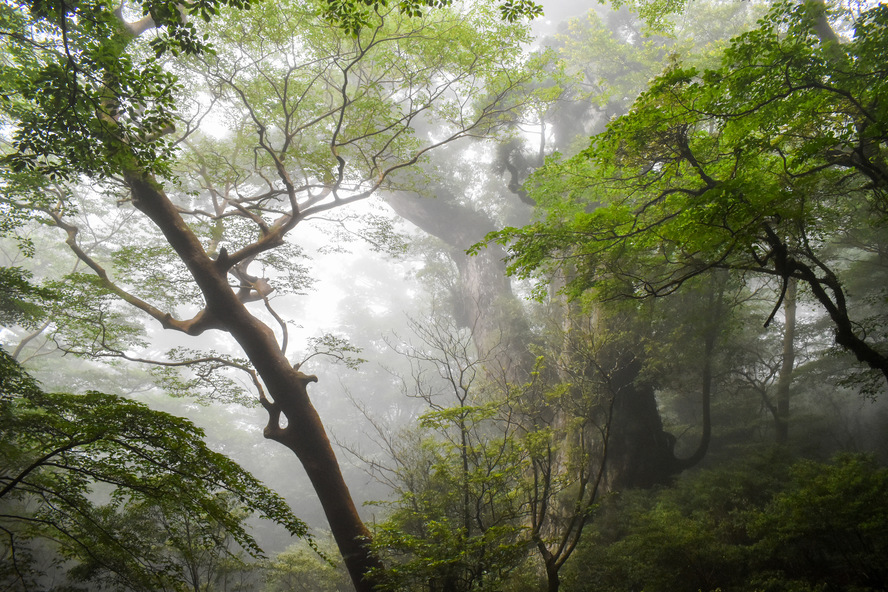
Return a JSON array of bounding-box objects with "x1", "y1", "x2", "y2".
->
[{"x1": 2, "y1": 0, "x2": 888, "y2": 590}]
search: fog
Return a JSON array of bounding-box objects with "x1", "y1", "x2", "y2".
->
[{"x1": 3, "y1": 0, "x2": 888, "y2": 589}]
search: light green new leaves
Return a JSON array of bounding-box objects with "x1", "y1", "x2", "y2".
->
[
  {"x1": 322, "y1": 0, "x2": 542, "y2": 37},
  {"x1": 43, "y1": 272, "x2": 150, "y2": 355},
  {"x1": 200, "y1": 0, "x2": 534, "y2": 191},
  {"x1": 148, "y1": 347, "x2": 260, "y2": 406}
]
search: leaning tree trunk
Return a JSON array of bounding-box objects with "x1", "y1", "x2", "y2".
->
[{"x1": 124, "y1": 171, "x2": 382, "y2": 592}]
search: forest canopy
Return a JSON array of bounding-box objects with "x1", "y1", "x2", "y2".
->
[
  {"x1": 484, "y1": 0, "x2": 888, "y2": 389},
  {"x1": 2, "y1": 0, "x2": 887, "y2": 590}
]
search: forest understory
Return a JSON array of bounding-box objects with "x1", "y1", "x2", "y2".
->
[{"x1": 2, "y1": 0, "x2": 887, "y2": 590}]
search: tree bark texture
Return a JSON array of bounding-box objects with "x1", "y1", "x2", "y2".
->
[
  {"x1": 386, "y1": 187, "x2": 699, "y2": 491},
  {"x1": 385, "y1": 189, "x2": 533, "y2": 371},
  {"x1": 605, "y1": 359, "x2": 678, "y2": 490}
]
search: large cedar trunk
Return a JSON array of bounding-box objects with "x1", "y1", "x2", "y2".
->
[
  {"x1": 385, "y1": 189, "x2": 532, "y2": 370},
  {"x1": 386, "y1": 186, "x2": 693, "y2": 493},
  {"x1": 606, "y1": 362, "x2": 681, "y2": 490}
]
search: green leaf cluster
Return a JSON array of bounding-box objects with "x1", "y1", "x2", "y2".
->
[
  {"x1": 0, "y1": 348, "x2": 310, "y2": 590},
  {"x1": 321, "y1": 0, "x2": 542, "y2": 37},
  {"x1": 0, "y1": 0, "x2": 260, "y2": 182},
  {"x1": 42, "y1": 272, "x2": 149, "y2": 356},
  {"x1": 299, "y1": 333, "x2": 367, "y2": 370},
  {"x1": 262, "y1": 539, "x2": 350, "y2": 592},
  {"x1": 490, "y1": 0, "x2": 888, "y2": 297},
  {"x1": 480, "y1": 1, "x2": 888, "y2": 393},
  {"x1": 370, "y1": 403, "x2": 530, "y2": 591},
  {"x1": 562, "y1": 451, "x2": 888, "y2": 592},
  {"x1": 148, "y1": 347, "x2": 259, "y2": 406},
  {"x1": 1, "y1": 0, "x2": 175, "y2": 179}
]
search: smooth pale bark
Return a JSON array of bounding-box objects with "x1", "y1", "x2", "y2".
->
[{"x1": 775, "y1": 278, "x2": 796, "y2": 444}]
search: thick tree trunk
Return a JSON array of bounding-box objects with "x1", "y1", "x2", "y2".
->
[
  {"x1": 386, "y1": 183, "x2": 700, "y2": 578},
  {"x1": 387, "y1": 183, "x2": 689, "y2": 496},
  {"x1": 545, "y1": 561, "x2": 560, "y2": 592},
  {"x1": 606, "y1": 359, "x2": 678, "y2": 490},
  {"x1": 267, "y1": 389, "x2": 381, "y2": 590},
  {"x1": 384, "y1": 189, "x2": 532, "y2": 371}
]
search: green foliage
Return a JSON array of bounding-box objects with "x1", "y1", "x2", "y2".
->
[
  {"x1": 0, "y1": 0, "x2": 277, "y2": 181},
  {"x1": 491, "y1": 0, "x2": 888, "y2": 290},
  {"x1": 562, "y1": 451, "x2": 888, "y2": 592},
  {"x1": 69, "y1": 492, "x2": 255, "y2": 591},
  {"x1": 482, "y1": 0, "x2": 888, "y2": 383},
  {"x1": 111, "y1": 243, "x2": 206, "y2": 307},
  {"x1": 1, "y1": 0, "x2": 173, "y2": 179},
  {"x1": 368, "y1": 315, "x2": 636, "y2": 591},
  {"x1": 262, "y1": 539, "x2": 350, "y2": 592},
  {"x1": 367, "y1": 350, "x2": 531, "y2": 592},
  {"x1": 148, "y1": 347, "x2": 260, "y2": 406},
  {"x1": 753, "y1": 454, "x2": 888, "y2": 590},
  {"x1": 2, "y1": 0, "x2": 543, "y2": 181},
  {"x1": 146, "y1": 333, "x2": 366, "y2": 406},
  {"x1": 315, "y1": 212, "x2": 411, "y2": 258},
  {"x1": 299, "y1": 333, "x2": 368, "y2": 371},
  {"x1": 606, "y1": 0, "x2": 692, "y2": 33},
  {"x1": 0, "y1": 267, "x2": 55, "y2": 328},
  {"x1": 0, "y1": 348, "x2": 311, "y2": 590},
  {"x1": 322, "y1": 0, "x2": 542, "y2": 36},
  {"x1": 41, "y1": 272, "x2": 149, "y2": 355},
  {"x1": 369, "y1": 412, "x2": 530, "y2": 591}
]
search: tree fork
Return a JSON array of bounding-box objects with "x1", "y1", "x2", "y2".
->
[
  {"x1": 792, "y1": 259, "x2": 888, "y2": 384},
  {"x1": 762, "y1": 224, "x2": 888, "y2": 385}
]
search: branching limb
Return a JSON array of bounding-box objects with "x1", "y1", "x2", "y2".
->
[{"x1": 47, "y1": 212, "x2": 220, "y2": 335}]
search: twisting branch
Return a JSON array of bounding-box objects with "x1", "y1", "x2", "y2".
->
[
  {"x1": 262, "y1": 294, "x2": 289, "y2": 357},
  {"x1": 46, "y1": 211, "x2": 220, "y2": 335}
]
